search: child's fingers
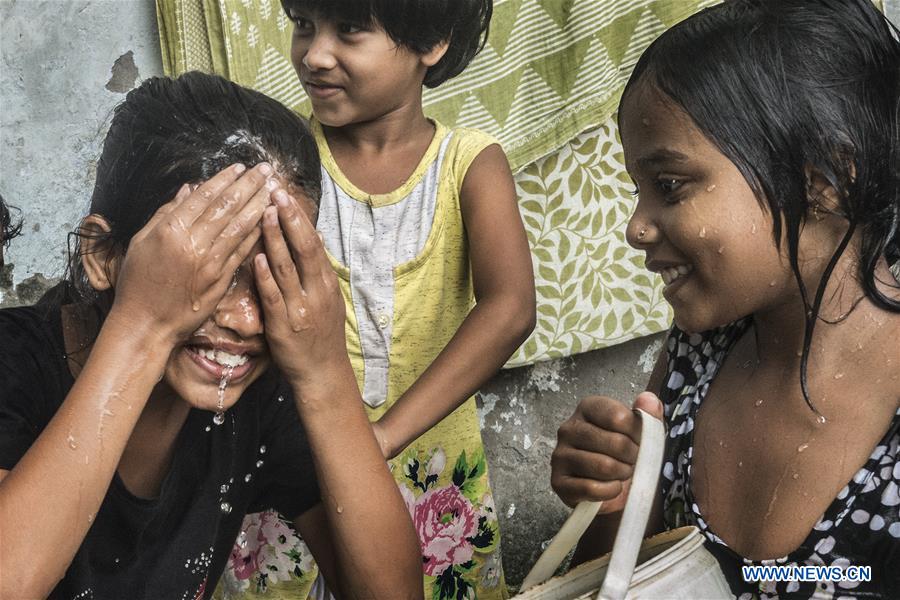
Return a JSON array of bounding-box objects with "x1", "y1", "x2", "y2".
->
[
  {"x1": 553, "y1": 446, "x2": 634, "y2": 482},
  {"x1": 171, "y1": 163, "x2": 248, "y2": 225},
  {"x1": 633, "y1": 392, "x2": 663, "y2": 421},
  {"x1": 252, "y1": 252, "x2": 288, "y2": 321},
  {"x1": 141, "y1": 184, "x2": 191, "y2": 234},
  {"x1": 192, "y1": 164, "x2": 274, "y2": 248},
  {"x1": 551, "y1": 473, "x2": 626, "y2": 507},
  {"x1": 221, "y1": 226, "x2": 262, "y2": 284},
  {"x1": 208, "y1": 176, "x2": 274, "y2": 263},
  {"x1": 272, "y1": 192, "x2": 325, "y2": 287},
  {"x1": 260, "y1": 206, "x2": 307, "y2": 317},
  {"x1": 578, "y1": 396, "x2": 644, "y2": 445}
]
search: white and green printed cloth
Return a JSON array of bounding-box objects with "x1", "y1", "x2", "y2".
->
[{"x1": 155, "y1": 0, "x2": 725, "y2": 365}]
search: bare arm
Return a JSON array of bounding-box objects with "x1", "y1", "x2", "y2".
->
[
  {"x1": 0, "y1": 165, "x2": 273, "y2": 598},
  {"x1": 255, "y1": 192, "x2": 422, "y2": 599},
  {"x1": 375, "y1": 144, "x2": 536, "y2": 458},
  {"x1": 0, "y1": 316, "x2": 171, "y2": 597}
]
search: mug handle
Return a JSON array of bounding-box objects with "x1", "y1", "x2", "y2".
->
[{"x1": 519, "y1": 408, "x2": 666, "y2": 598}]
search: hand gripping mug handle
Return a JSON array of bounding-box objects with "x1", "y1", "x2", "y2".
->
[{"x1": 519, "y1": 408, "x2": 666, "y2": 599}]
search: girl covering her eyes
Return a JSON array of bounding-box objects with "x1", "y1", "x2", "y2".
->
[
  {"x1": 0, "y1": 72, "x2": 422, "y2": 600},
  {"x1": 551, "y1": 1, "x2": 900, "y2": 597}
]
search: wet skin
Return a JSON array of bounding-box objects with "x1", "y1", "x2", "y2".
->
[
  {"x1": 159, "y1": 186, "x2": 318, "y2": 416},
  {"x1": 620, "y1": 81, "x2": 806, "y2": 335}
]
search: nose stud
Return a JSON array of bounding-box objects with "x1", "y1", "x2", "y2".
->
[{"x1": 638, "y1": 227, "x2": 647, "y2": 240}]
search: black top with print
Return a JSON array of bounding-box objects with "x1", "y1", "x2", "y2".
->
[
  {"x1": 658, "y1": 320, "x2": 900, "y2": 599},
  {"x1": 0, "y1": 296, "x2": 320, "y2": 600}
]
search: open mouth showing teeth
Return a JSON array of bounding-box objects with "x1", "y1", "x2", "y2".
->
[
  {"x1": 193, "y1": 347, "x2": 249, "y2": 368},
  {"x1": 661, "y1": 264, "x2": 693, "y2": 286}
]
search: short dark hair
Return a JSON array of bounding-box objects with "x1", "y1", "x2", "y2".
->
[
  {"x1": 69, "y1": 71, "x2": 321, "y2": 307},
  {"x1": 281, "y1": 0, "x2": 492, "y2": 87},
  {"x1": 0, "y1": 194, "x2": 23, "y2": 250},
  {"x1": 621, "y1": 0, "x2": 900, "y2": 411}
]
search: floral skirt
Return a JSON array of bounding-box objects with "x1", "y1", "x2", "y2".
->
[{"x1": 215, "y1": 398, "x2": 507, "y2": 599}]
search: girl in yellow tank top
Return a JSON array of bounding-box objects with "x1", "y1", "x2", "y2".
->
[{"x1": 219, "y1": 1, "x2": 535, "y2": 598}]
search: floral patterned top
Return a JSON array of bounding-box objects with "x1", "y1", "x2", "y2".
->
[{"x1": 659, "y1": 320, "x2": 900, "y2": 599}]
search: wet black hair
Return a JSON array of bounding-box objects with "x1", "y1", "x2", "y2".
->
[
  {"x1": 0, "y1": 196, "x2": 22, "y2": 250},
  {"x1": 621, "y1": 0, "x2": 900, "y2": 412},
  {"x1": 280, "y1": 0, "x2": 492, "y2": 87},
  {"x1": 0, "y1": 193, "x2": 23, "y2": 250},
  {"x1": 69, "y1": 71, "x2": 322, "y2": 308}
]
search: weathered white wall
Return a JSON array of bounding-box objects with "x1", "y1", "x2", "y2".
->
[{"x1": 1, "y1": 0, "x2": 163, "y2": 304}]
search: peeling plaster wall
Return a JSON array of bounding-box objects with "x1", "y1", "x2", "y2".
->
[
  {"x1": 0, "y1": 1, "x2": 692, "y2": 592},
  {"x1": 477, "y1": 333, "x2": 665, "y2": 587},
  {"x1": 0, "y1": 0, "x2": 163, "y2": 306}
]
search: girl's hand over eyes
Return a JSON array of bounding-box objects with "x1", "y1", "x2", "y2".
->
[
  {"x1": 253, "y1": 190, "x2": 348, "y2": 389},
  {"x1": 111, "y1": 163, "x2": 275, "y2": 344}
]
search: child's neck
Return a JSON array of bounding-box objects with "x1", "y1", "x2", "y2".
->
[
  {"x1": 748, "y1": 255, "x2": 899, "y2": 395},
  {"x1": 320, "y1": 104, "x2": 437, "y2": 196}
]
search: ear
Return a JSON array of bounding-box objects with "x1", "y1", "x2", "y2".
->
[
  {"x1": 79, "y1": 215, "x2": 122, "y2": 292},
  {"x1": 420, "y1": 39, "x2": 449, "y2": 68},
  {"x1": 804, "y1": 165, "x2": 842, "y2": 219}
]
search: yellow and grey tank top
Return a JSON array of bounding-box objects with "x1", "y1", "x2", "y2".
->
[{"x1": 312, "y1": 118, "x2": 497, "y2": 414}]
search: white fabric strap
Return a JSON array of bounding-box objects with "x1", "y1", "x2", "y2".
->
[{"x1": 519, "y1": 409, "x2": 665, "y2": 598}]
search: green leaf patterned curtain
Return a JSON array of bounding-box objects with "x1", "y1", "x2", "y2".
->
[{"x1": 155, "y1": 0, "x2": 725, "y2": 366}]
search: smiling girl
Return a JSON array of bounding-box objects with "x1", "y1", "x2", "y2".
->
[
  {"x1": 0, "y1": 72, "x2": 421, "y2": 600},
  {"x1": 551, "y1": 1, "x2": 900, "y2": 597}
]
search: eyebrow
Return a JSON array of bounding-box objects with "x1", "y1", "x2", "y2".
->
[{"x1": 635, "y1": 149, "x2": 690, "y2": 170}]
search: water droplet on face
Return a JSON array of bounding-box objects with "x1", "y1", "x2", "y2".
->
[
  {"x1": 792, "y1": 473, "x2": 799, "y2": 480},
  {"x1": 751, "y1": 223, "x2": 758, "y2": 234},
  {"x1": 699, "y1": 227, "x2": 707, "y2": 238},
  {"x1": 336, "y1": 505, "x2": 344, "y2": 514},
  {"x1": 738, "y1": 461, "x2": 743, "y2": 467},
  {"x1": 641, "y1": 117, "x2": 651, "y2": 126},
  {"x1": 192, "y1": 302, "x2": 201, "y2": 312},
  {"x1": 706, "y1": 184, "x2": 716, "y2": 192},
  {"x1": 220, "y1": 502, "x2": 232, "y2": 514},
  {"x1": 67, "y1": 434, "x2": 78, "y2": 449},
  {"x1": 88, "y1": 513, "x2": 94, "y2": 524},
  {"x1": 816, "y1": 415, "x2": 827, "y2": 425},
  {"x1": 833, "y1": 372, "x2": 844, "y2": 379},
  {"x1": 245, "y1": 473, "x2": 252, "y2": 482},
  {"x1": 754, "y1": 399, "x2": 763, "y2": 407},
  {"x1": 798, "y1": 443, "x2": 809, "y2": 453},
  {"x1": 717, "y1": 246, "x2": 725, "y2": 254}
]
